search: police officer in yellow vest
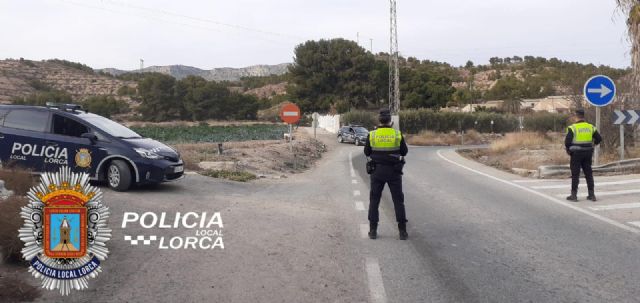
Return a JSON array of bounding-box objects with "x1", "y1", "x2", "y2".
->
[
  {"x1": 364, "y1": 109, "x2": 409, "y2": 240},
  {"x1": 565, "y1": 109, "x2": 602, "y2": 202}
]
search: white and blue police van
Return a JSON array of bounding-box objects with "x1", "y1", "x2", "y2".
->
[{"x1": 0, "y1": 104, "x2": 184, "y2": 191}]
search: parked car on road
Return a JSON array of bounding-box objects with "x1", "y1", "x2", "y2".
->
[
  {"x1": 337, "y1": 125, "x2": 369, "y2": 146},
  {"x1": 0, "y1": 104, "x2": 184, "y2": 191}
]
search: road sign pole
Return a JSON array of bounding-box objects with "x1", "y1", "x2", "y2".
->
[
  {"x1": 620, "y1": 124, "x2": 625, "y2": 161},
  {"x1": 595, "y1": 107, "x2": 601, "y2": 166},
  {"x1": 289, "y1": 123, "x2": 293, "y2": 152}
]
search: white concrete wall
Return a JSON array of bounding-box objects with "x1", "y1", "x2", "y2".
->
[{"x1": 317, "y1": 114, "x2": 341, "y2": 134}]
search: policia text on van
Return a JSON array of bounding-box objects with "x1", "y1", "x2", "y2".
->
[{"x1": 0, "y1": 104, "x2": 184, "y2": 191}]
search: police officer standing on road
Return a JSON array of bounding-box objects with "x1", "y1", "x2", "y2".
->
[
  {"x1": 364, "y1": 109, "x2": 409, "y2": 240},
  {"x1": 565, "y1": 109, "x2": 602, "y2": 202}
]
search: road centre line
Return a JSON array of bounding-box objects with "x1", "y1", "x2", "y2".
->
[
  {"x1": 532, "y1": 179, "x2": 640, "y2": 189},
  {"x1": 589, "y1": 203, "x2": 640, "y2": 211},
  {"x1": 436, "y1": 150, "x2": 640, "y2": 234},
  {"x1": 354, "y1": 190, "x2": 361, "y2": 197},
  {"x1": 365, "y1": 257, "x2": 388, "y2": 303},
  {"x1": 355, "y1": 201, "x2": 365, "y2": 211},
  {"x1": 628, "y1": 222, "x2": 640, "y2": 228},
  {"x1": 554, "y1": 189, "x2": 640, "y2": 199}
]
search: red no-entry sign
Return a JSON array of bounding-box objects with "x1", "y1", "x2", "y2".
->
[{"x1": 279, "y1": 103, "x2": 301, "y2": 124}]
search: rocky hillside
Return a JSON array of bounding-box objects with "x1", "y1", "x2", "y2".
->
[
  {"x1": 0, "y1": 59, "x2": 135, "y2": 104},
  {"x1": 101, "y1": 63, "x2": 290, "y2": 82}
]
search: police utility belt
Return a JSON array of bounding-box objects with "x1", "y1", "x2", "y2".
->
[
  {"x1": 366, "y1": 156, "x2": 405, "y2": 174},
  {"x1": 569, "y1": 145, "x2": 594, "y2": 152}
]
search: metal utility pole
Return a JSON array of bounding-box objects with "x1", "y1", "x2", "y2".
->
[
  {"x1": 140, "y1": 59, "x2": 144, "y2": 71},
  {"x1": 370, "y1": 38, "x2": 374, "y2": 53},
  {"x1": 389, "y1": 0, "x2": 400, "y2": 116}
]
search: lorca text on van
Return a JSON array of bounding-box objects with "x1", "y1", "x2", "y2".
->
[{"x1": 10, "y1": 142, "x2": 69, "y2": 165}]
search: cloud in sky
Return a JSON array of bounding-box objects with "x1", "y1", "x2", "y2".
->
[{"x1": 0, "y1": 0, "x2": 631, "y2": 69}]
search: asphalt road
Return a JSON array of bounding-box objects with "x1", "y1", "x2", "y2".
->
[
  {"x1": 352, "y1": 146, "x2": 640, "y2": 303},
  {"x1": 22, "y1": 133, "x2": 640, "y2": 303}
]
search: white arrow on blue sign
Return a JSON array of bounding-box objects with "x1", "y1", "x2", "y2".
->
[
  {"x1": 613, "y1": 110, "x2": 640, "y2": 125},
  {"x1": 584, "y1": 75, "x2": 616, "y2": 107}
]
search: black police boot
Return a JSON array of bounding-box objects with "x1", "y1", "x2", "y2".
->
[
  {"x1": 587, "y1": 191, "x2": 597, "y2": 202},
  {"x1": 368, "y1": 223, "x2": 377, "y2": 240},
  {"x1": 566, "y1": 191, "x2": 578, "y2": 202},
  {"x1": 398, "y1": 223, "x2": 408, "y2": 240}
]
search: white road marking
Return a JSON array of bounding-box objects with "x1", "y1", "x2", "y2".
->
[
  {"x1": 365, "y1": 257, "x2": 388, "y2": 303},
  {"x1": 354, "y1": 190, "x2": 361, "y2": 197},
  {"x1": 360, "y1": 224, "x2": 369, "y2": 238},
  {"x1": 355, "y1": 201, "x2": 366, "y2": 211},
  {"x1": 532, "y1": 179, "x2": 640, "y2": 189},
  {"x1": 352, "y1": 179, "x2": 358, "y2": 184},
  {"x1": 628, "y1": 222, "x2": 640, "y2": 228},
  {"x1": 436, "y1": 150, "x2": 640, "y2": 234},
  {"x1": 554, "y1": 189, "x2": 640, "y2": 199},
  {"x1": 512, "y1": 179, "x2": 565, "y2": 183},
  {"x1": 589, "y1": 203, "x2": 640, "y2": 211}
]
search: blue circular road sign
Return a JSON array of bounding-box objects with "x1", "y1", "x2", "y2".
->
[{"x1": 583, "y1": 75, "x2": 616, "y2": 107}]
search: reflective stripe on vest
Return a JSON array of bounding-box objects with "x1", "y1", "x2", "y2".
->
[
  {"x1": 370, "y1": 128, "x2": 402, "y2": 151},
  {"x1": 568, "y1": 122, "x2": 595, "y2": 145}
]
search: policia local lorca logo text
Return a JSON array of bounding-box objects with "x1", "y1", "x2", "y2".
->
[
  {"x1": 11, "y1": 142, "x2": 69, "y2": 165},
  {"x1": 122, "y1": 212, "x2": 224, "y2": 250}
]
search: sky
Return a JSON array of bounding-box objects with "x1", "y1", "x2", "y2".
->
[{"x1": 0, "y1": 0, "x2": 632, "y2": 70}]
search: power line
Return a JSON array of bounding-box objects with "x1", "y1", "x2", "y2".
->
[
  {"x1": 99, "y1": 0, "x2": 305, "y2": 41},
  {"x1": 56, "y1": 0, "x2": 287, "y2": 45}
]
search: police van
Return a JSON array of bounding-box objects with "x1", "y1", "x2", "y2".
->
[{"x1": 0, "y1": 104, "x2": 184, "y2": 191}]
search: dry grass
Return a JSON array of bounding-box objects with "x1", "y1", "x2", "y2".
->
[
  {"x1": 0, "y1": 168, "x2": 36, "y2": 196},
  {"x1": 0, "y1": 275, "x2": 40, "y2": 302},
  {"x1": 175, "y1": 130, "x2": 327, "y2": 177},
  {"x1": 0, "y1": 196, "x2": 27, "y2": 264},
  {"x1": 201, "y1": 170, "x2": 257, "y2": 182},
  {"x1": 489, "y1": 132, "x2": 553, "y2": 154},
  {"x1": 406, "y1": 130, "x2": 485, "y2": 146},
  {"x1": 176, "y1": 140, "x2": 283, "y2": 171}
]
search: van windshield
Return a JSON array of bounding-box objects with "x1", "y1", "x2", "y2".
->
[{"x1": 83, "y1": 116, "x2": 141, "y2": 139}]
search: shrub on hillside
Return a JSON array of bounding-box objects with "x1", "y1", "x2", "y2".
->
[
  {"x1": 340, "y1": 111, "x2": 378, "y2": 129},
  {"x1": 0, "y1": 168, "x2": 36, "y2": 196},
  {"x1": 400, "y1": 109, "x2": 518, "y2": 134},
  {"x1": 81, "y1": 96, "x2": 130, "y2": 118},
  {"x1": 0, "y1": 196, "x2": 27, "y2": 264},
  {"x1": 523, "y1": 112, "x2": 569, "y2": 133}
]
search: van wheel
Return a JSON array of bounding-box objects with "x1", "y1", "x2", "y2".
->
[
  {"x1": 107, "y1": 160, "x2": 132, "y2": 192},
  {"x1": 355, "y1": 138, "x2": 361, "y2": 146},
  {"x1": 338, "y1": 135, "x2": 344, "y2": 143}
]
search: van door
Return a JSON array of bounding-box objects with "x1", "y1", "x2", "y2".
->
[
  {"x1": 44, "y1": 114, "x2": 106, "y2": 176},
  {"x1": 1, "y1": 109, "x2": 50, "y2": 171}
]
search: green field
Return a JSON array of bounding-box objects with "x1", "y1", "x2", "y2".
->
[{"x1": 131, "y1": 124, "x2": 288, "y2": 143}]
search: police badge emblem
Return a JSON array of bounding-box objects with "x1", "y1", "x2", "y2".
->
[
  {"x1": 74, "y1": 148, "x2": 92, "y2": 168},
  {"x1": 19, "y1": 167, "x2": 111, "y2": 295}
]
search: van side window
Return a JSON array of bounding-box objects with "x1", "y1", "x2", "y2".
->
[
  {"x1": 4, "y1": 110, "x2": 49, "y2": 132},
  {"x1": 52, "y1": 114, "x2": 88, "y2": 137}
]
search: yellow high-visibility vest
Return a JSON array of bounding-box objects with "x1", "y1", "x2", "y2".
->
[
  {"x1": 370, "y1": 128, "x2": 402, "y2": 151},
  {"x1": 568, "y1": 122, "x2": 595, "y2": 145}
]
